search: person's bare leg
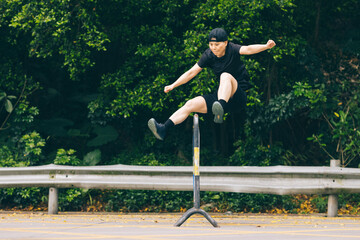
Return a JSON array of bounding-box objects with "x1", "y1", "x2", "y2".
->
[
  {"x1": 169, "y1": 96, "x2": 207, "y2": 125},
  {"x1": 217, "y1": 72, "x2": 238, "y2": 101},
  {"x1": 212, "y1": 72, "x2": 238, "y2": 123},
  {"x1": 148, "y1": 96, "x2": 207, "y2": 140}
]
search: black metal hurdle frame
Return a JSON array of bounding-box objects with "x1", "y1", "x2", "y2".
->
[{"x1": 174, "y1": 114, "x2": 219, "y2": 227}]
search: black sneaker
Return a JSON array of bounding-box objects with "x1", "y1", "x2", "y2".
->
[
  {"x1": 212, "y1": 101, "x2": 224, "y2": 123},
  {"x1": 148, "y1": 118, "x2": 166, "y2": 140}
]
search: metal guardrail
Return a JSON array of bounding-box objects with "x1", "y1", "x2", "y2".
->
[
  {"x1": 1, "y1": 163, "x2": 360, "y2": 194},
  {"x1": 1, "y1": 161, "x2": 360, "y2": 216}
]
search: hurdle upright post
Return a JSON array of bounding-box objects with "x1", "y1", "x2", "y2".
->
[
  {"x1": 193, "y1": 114, "x2": 200, "y2": 209},
  {"x1": 174, "y1": 114, "x2": 219, "y2": 227}
]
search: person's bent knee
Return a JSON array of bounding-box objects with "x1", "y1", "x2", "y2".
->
[
  {"x1": 218, "y1": 73, "x2": 238, "y2": 99},
  {"x1": 184, "y1": 99, "x2": 198, "y2": 111},
  {"x1": 183, "y1": 97, "x2": 205, "y2": 113},
  {"x1": 220, "y1": 72, "x2": 234, "y2": 81}
]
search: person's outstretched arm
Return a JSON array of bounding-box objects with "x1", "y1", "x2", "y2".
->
[
  {"x1": 240, "y1": 40, "x2": 276, "y2": 55},
  {"x1": 164, "y1": 63, "x2": 202, "y2": 93}
]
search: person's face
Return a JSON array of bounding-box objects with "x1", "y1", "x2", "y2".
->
[{"x1": 209, "y1": 40, "x2": 228, "y2": 57}]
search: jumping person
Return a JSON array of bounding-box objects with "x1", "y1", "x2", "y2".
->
[{"x1": 148, "y1": 28, "x2": 276, "y2": 140}]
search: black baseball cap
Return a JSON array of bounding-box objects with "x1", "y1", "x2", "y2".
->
[{"x1": 208, "y1": 28, "x2": 228, "y2": 42}]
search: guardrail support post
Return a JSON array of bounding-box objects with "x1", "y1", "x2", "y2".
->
[
  {"x1": 174, "y1": 114, "x2": 218, "y2": 227},
  {"x1": 327, "y1": 159, "x2": 340, "y2": 217},
  {"x1": 48, "y1": 187, "x2": 59, "y2": 214}
]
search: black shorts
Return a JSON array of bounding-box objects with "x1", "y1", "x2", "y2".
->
[{"x1": 202, "y1": 85, "x2": 247, "y2": 114}]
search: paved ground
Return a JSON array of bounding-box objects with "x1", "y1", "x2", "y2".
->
[{"x1": 1, "y1": 211, "x2": 360, "y2": 239}]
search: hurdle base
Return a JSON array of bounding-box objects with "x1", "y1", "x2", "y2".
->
[{"x1": 174, "y1": 207, "x2": 219, "y2": 227}]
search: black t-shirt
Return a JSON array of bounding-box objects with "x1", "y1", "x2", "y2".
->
[{"x1": 197, "y1": 42, "x2": 251, "y2": 91}]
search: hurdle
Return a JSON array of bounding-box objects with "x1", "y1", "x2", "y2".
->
[{"x1": 174, "y1": 114, "x2": 219, "y2": 227}]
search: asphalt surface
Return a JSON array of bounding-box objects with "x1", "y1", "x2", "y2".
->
[{"x1": 1, "y1": 211, "x2": 360, "y2": 239}]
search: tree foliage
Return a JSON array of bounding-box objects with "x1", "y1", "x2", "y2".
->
[{"x1": 0, "y1": 0, "x2": 359, "y2": 210}]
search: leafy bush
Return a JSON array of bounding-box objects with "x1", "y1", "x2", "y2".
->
[{"x1": 1, "y1": 0, "x2": 359, "y2": 213}]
